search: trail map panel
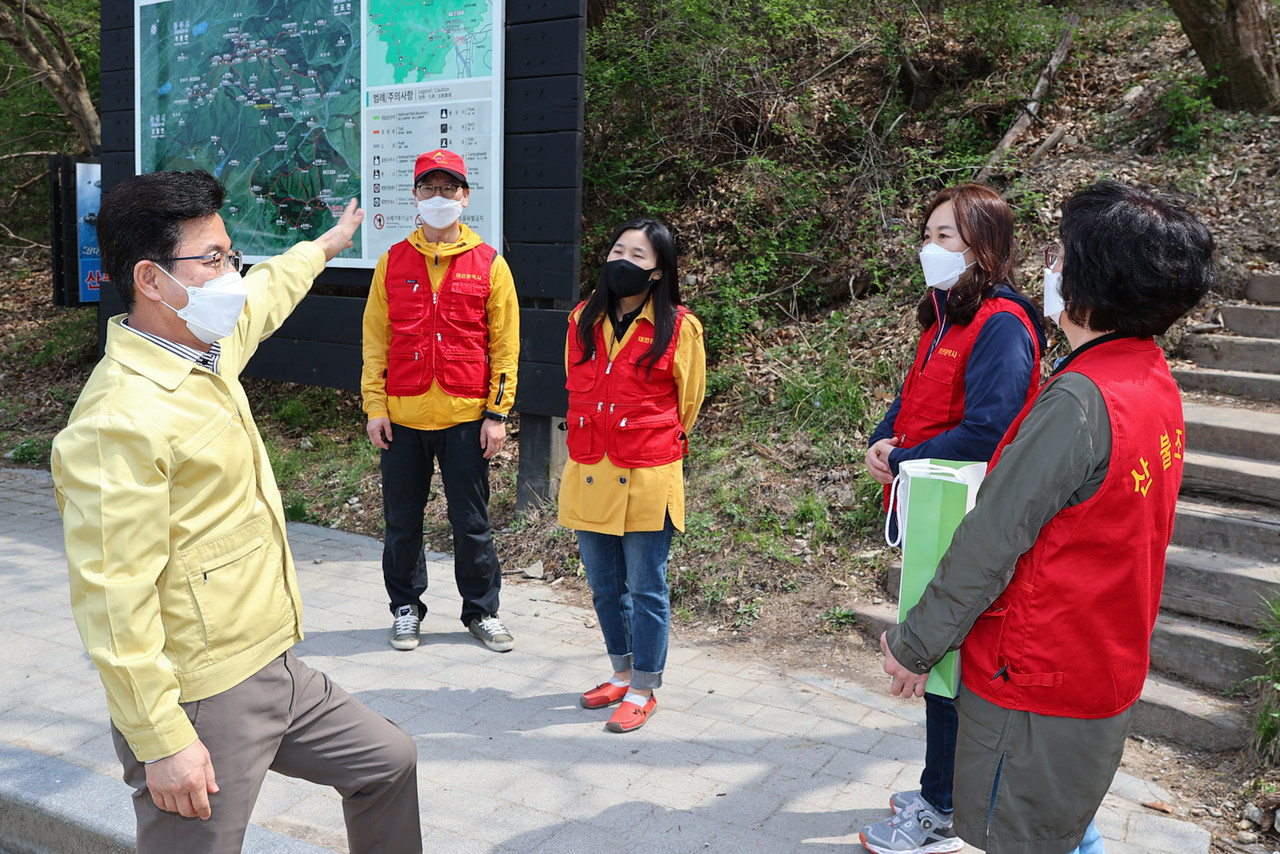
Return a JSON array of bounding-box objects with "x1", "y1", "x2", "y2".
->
[{"x1": 137, "y1": 0, "x2": 362, "y2": 260}]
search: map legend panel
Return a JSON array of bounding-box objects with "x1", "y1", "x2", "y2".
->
[{"x1": 365, "y1": 99, "x2": 494, "y2": 259}]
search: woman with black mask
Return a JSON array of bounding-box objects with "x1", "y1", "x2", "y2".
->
[{"x1": 557, "y1": 218, "x2": 707, "y2": 733}]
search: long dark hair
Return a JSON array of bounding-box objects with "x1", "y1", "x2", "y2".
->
[
  {"x1": 916, "y1": 184, "x2": 1023, "y2": 329},
  {"x1": 575, "y1": 218, "x2": 682, "y2": 373}
]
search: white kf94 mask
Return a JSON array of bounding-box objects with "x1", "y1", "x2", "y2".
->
[
  {"x1": 919, "y1": 242, "x2": 974, "y2": 290},
  {"x1": 157, "y1": 266, "x2": 247, "y2": 344}
]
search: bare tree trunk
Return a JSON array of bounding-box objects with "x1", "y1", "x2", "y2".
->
[
  {"x1": 1166, "y1": 0, "x2": 1279, "y2": 112},
  {"x1": 0, "y1": 0, "x2": 99, "y2": 152},
  {"x1": 587, "y1": 0, "x2": 616, "y2": 29}
]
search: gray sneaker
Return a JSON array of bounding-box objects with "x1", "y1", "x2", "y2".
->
[
  {"x1": 860, "y1": 802, "x2": 963, "y2": 854},
  {"x1": 890, "y1": 790, "x2": 927, "y2": 815},
  {"x1": 390, "y1": 605, "x2": 421, "y2": 650},
  {"x1": 467, "y1": 615, "x2": 514, "y2": 652}
]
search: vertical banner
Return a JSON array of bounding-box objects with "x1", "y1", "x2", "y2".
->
[
  {"x1": 76, "y1": 162, "x2": 104, "y2": 303},
  {"x1": 135, "y1": 0, "x2": 503, "y2": 268}
]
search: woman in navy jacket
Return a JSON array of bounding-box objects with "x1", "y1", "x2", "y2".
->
[{"x1": 860, "y1": 184, "x2": 1046, "y2": 854}]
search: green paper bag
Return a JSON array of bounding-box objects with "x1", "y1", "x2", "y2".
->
[{"x1": 886, "y1": 459, "x2": 986, "y2": 698}]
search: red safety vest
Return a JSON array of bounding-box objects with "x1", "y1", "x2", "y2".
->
[
  {"x1": 962, "y1": 337, "x2": 1184, "y2": 718},
  {"x1": 882, "y1": 296, "x2": 1041, "y2": 508},
  {"x1": 383, "y1": 240, "x2": 495, "y2": 399},
  {"x1": 565, "y1": 306, "x2": 689, "y2": 468},
  {"x1": 894, "y1": 297, "x2": 1041, "y2": 448}
]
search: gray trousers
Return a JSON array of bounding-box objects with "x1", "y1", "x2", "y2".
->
[{"x1": 112, "y1": 650, "x2": 421, "y2": 854}]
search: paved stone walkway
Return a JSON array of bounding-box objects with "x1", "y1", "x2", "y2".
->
[{"x1": 0, "y1": 467, "x2": 1210, "y2": 853}]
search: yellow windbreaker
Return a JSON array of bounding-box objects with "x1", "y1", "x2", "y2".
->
[
  {"x1": 361, "y1": 223, "x2": 519, "y2": 428},
  {"x1": 51, "y1": 243, "x2": 325, "y2": 761}
]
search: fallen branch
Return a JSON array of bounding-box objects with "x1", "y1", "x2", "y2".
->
[
  {"x1": 1028, "y1": 126, "x2": 1067, "y2": 166},
  {"x1": 975, "y1": 12, "x2": 1079, "y2": 183},
  {"x1": 0, "y1": 220, "x2": 48, "y2": 248},
  {"x1": 0, "y1": 150, "x2": 59, "y2": 162}
]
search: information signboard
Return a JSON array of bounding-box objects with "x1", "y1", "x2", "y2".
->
[{"x1": 135, "y1": 0, "x2": 503, "y2": 268}]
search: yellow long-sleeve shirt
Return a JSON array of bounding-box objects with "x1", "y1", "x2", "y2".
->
[
  {"x1": 557, "y1": 303, "x2": 707, "y2": 535},
  {"x1": 361, "y1": 223, "x2": 519, "y2": 428}
]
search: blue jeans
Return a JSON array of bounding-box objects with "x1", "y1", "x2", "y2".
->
[
  {"x1": 1066, "y1": 821, "x2": 1105, "y2": 854},
  {"x1": 575, "y1": 518, "x2": 675, "y2": 691},
  {"x1": 921, "y1": 692, "x2": 957, "y2": 814}
]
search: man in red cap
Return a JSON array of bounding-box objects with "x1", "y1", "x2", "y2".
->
[{"x1": 361, "y1": 148, "x2": 519, "y2": 653}]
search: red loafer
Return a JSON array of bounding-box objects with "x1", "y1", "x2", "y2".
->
[
  {"x1": 580, "y1": 682, "x2": 629, "y2": 709},
  {"x1": 606, "y1": 695, "x2": 657, "y2": 732}
]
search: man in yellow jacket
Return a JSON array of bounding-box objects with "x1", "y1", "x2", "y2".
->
[
  {"x1": 361, "y1": 149, "x2": 519, "y2": 653},
  {"x1": 52, "y1": 171, "x2": 421, "y2": 854}
]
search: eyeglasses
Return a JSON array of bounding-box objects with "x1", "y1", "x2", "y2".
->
[
  {"x1": 1044, "y1": 242, "x2": 1063, "y2": 269},
  {"x1": 161, "y1": 249, "x2": 244, "y2": 273},
  {"x1": 416, "y1": 182, "x2": 463, "y2": 198}
]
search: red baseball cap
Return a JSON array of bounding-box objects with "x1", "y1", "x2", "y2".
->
[{"x1": 414, "y1": 149, "x2": 467, "y2": 186}]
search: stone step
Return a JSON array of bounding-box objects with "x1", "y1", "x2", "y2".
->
[
  {"x1": 848, "y1": 596, "x2": 898, "y2": 640},
  {"x1": 1171, "y1": 366, "x2": 1280, "y2": 402},
  {"x1": 1182, "y1": 450, "x2": 1280, "y2": 507},
  {"x1": 1135, "y1": 671, "x2": 1249, "y2": 751},
  {"x1": 1247, "y1": 274, "x2": 1280, "y2": 304},
  {"x1": 1221, "y1": 304, "x2": 1280, "y2": 339},
  {"x1": 1162, "y1": 543, "x2": 1280, "y2": 629},
  {"x1": 1184, "y1": 333, "x2": 1280, "y2": 374},
  {"x1": 1149, "y1": 612, "x2": 1263, "y2": 694},
  {"x1": 1183, "y1": 402, "x2": 1280, "y2": 463},
  {"x1": 851, "y1": 597, "x2": 1250, "y2": 750},
  {"x1": 1173, "y1": 498, "x2": 1280, "y2": 560}
]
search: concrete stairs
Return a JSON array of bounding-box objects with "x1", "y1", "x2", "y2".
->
[
  {"x1": 852, "y1": 274, "x2": 1280, "y2": 753},
  {"x1": 1148, "y1": 274, "x2": 1280, "y2": 750},
  {"x1": 1175, "y1": 274, "x2": 1280, "y2": 400}
]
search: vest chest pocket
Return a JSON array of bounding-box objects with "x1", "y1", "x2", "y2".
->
[
  {"x1": 386, "y1": 280, "x2": 426, "y2": 321},
  {"x1": 914, "y1": 352, "x2": 965, "y2": 415},
  {"x1": 443, "y1": 282, "x2": 488, "y2": 322},
  {"x1": 565, "y1": 360, "x2": 598, "y2": 393},
  {"x1": 623, "y1": 346, "x2": 673, "y2": 374}
]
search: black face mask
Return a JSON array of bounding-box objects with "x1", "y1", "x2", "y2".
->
[{"x1": 603, "y1": 258, "x2": 658, "y2": 299}]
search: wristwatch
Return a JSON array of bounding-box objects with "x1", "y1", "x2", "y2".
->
[{"x1": 483, "y1": 410, "x2": 508, "y2": 423}]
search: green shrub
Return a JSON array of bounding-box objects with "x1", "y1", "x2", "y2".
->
[
  {"x1": 820, "y1": 605, "x2": 860, "y2": 633},
  {"x1": 1251, "y1": 596, "x2": 1280, "y2": 765},
  {"x1": 9, "y1": 437, "x2": 52, "y2": 466},
  {"x1": 1154, "y1": 75, "x2": 1220, "y2": 153}
]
